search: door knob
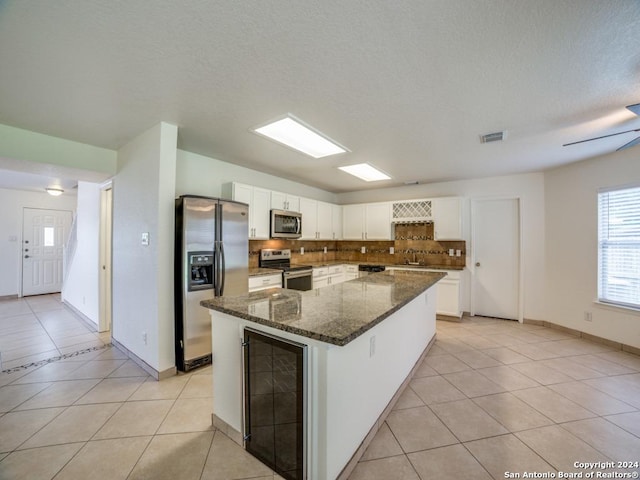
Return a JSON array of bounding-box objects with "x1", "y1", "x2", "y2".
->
[{"x1": 475, "y1": 262, "x2": 481, "y2": 267}]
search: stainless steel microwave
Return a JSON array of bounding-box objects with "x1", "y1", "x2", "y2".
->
[{"x1": 270, "y1": 209, "x2": 302, "y2": 238}]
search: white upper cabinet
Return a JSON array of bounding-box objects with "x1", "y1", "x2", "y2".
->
[
  {"x1": 432, "y1": 197, "x2": 463, "y2": 240},
  {"x1": 299, "y1": 197, "x2": 318, "y2": 239},
  {"x1": 227, "y1": 182, "x2": 271, "y2": 239},
  {"x1": 331, "y1": 204, "x2": 343, "y2": 240},
  {"x1": 299, "y1": 199, "x2": 341, "y2": 240},
  {"x1": 271, "y1": 191, "x2": 300, "y2": 212},
  {"x1": 342, "y1": 203, "x2": 391, "y2": 240},
  {"x1": 316, "y1": 201, "x2": 333, "y2": 239},
  {"x1": 365, "y1": 203, "x2": 391, "y2": 239},
  {"x1": 342, "y1": 204, "x2": 365, "y2": 240}
]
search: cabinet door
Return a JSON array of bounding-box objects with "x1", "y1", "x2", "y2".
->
[
  {"x1": 436, "y1": 279, "x2": 461, "y2": 317},
  {"x1": 331, "y1": 204, "x2": 343, "y2": 240},
  {"x1": 252, "y1": 187, "x2": 272, "y2": 239},
  {"x1": 313, "y1": 277, "x2": 329, "y2": 289},
  {"x1": 432, "y1": 197, "x2": 463, "y2": 240},
  {"x1": 286, "y1": 195, "x2": 300, "y2": 212},
  {"x1": 232, "y1": 183, "x2": 254, "y2": 237},
  {"x1": 299, "y1": 197, "x2": 318, "y2": 239},
  {"x1": 316, "y1": 201, "x2": 333, "y2": 239},
  {"x1": 342, "y1": 204, "x2": 365, "y2": 239},
  {"x1": 365, "y1": 203, "x2": 391, "y2": 240},
  {"x1": 270, "y1": 191, "x2": 287, "y2": 210}
]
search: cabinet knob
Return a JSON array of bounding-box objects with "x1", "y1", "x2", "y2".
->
[{"x1": 475, "y1": 262, "x2": 481, "y2": 267}]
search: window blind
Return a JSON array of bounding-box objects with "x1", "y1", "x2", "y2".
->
[{"x1": 598, "y1": 185, "x2": 640, "y2": 309}]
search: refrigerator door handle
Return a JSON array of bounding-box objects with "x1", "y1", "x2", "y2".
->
[
  {"x1": 219, "y1": 241, "x2": 226, "y2": 296},
  {"x1": 213, "y1": 240, "x2": 221, "y2": 296}
]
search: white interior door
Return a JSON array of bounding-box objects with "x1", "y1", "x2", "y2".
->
[
  {"x1": 22, "y1": 208, "x2": 73, "y2": 296},
  {"x1": 99, "y1": 185, "x2": 113, "y2": 333},
  {"x1": 472, "y1": 198, "x2": 520, "y2": 320}
]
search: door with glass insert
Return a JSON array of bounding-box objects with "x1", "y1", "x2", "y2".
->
[
  {"x1": 243, "y1": 328, "x2": 306, "y2": 480},
  {"x1": 22, "y1": 208, "x2": 73, "y2": 296}
]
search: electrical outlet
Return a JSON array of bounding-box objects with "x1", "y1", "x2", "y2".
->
[
  {"x1": 323, "y1": 246, "x2": 327, "y2": 254},
  {"x1": 584, "y1": 311, "x2": 593, "y2": 322},
  {"x1": 142, "y1": 331, "x2": 148, "y2": 345},
  {"x1": 390, "y1": 247, "x2": 395, "y2": 254},
  {"x1": 369, "y1": 336, "x2": 376, "y2": 357},
  {"x1": 456, "y1": 250, "x2": 461, "y2": 257},
  {"x1": 361, "y1": 246, "x2": 366, "y2": 254},
  {"x1": 300, "y1": 247, "x2": 304, "y2": 255},
  {"x1": 141, "y1": 232, "x2": 149, "y2": 246},
  {"x1": 448, "y1": 249, "x2": 454, "y2": 256}
]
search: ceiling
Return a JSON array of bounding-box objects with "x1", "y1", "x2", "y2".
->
[{"x1": 0, "y1": 0, "x2": 639, "y2": 194}]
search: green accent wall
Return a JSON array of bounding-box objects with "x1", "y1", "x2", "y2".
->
[{"x1": 0, "y1": 123, "x2": 117, "y2": 174}]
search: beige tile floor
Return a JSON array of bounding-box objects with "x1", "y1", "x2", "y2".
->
[{"x1": 1, "y1": 295, "x2": 640, "y2": 479}]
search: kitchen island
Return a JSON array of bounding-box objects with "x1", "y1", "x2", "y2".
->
[{"x1": 201, "y1": 270, "x2": 445, "y2": 480}]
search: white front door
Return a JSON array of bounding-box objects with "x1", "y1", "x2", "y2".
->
[
  {"x1": 22, "y1": 208, "x2": 73, "y2": 296},
  {"x1": 472, "y1": 198, "x2": 520, "y2": 320}
]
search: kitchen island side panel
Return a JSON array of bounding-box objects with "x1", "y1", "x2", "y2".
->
[{"x1": 323, "y1": 288, "x2": 436, "y2": 479}]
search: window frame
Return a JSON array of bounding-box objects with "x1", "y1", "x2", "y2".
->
[{"x1": 597, "y1": 184, "x2": 640, "y2": 311}]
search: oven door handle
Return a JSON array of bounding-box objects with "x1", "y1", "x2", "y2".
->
[{"x1": 283, "y1": 269, "x2": 313, "y2": 279}]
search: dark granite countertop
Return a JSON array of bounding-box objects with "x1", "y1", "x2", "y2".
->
[
  {"x1": 202, "y1": 270, "x2": 446, "y2": 346},
  {"x1": 248, "y1": 267, "x2": 283, "y2": 277}
]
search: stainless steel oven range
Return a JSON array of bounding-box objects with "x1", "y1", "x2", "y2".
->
[{"x1": 259, "y1": 249, "x2": 313, "y2": 291}]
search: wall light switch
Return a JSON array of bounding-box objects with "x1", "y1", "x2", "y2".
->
[
  {"x1": 323, "y1": 246, "x2": 327, "y2": 254},
  {"x1": 300, "y1": 247, "x2": 304, "y2": 255},
  {"x1": 141, "y1": 232, "x2": 150, "y2": 246},
  {"x1": 390, "y1": 247, "x2": 395, "y2": 254},
  {"x1": 361, "y1": 246, "x2": 366, "y2": 254}
]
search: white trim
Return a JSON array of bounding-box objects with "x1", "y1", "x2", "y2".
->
[{"x1": 593, "y1": 300, "x2": 640, "y2": 317}]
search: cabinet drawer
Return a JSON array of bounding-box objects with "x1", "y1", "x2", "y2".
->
[
  {"x1": 313, "y1": 267, "x2": 328, "y2": 278},
  {"x1": 344, "y1": 265, "x2": 358, "y2": 274},
  {"x1": 328, "y1": 265, "x2": 344, "y2": 276},
  {"x1": 249, "y1": 274, "x2": 282, "y2": 291}
]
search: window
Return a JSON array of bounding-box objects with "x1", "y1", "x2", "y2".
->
[
  {"x1": 598, "y1": 185, "x2": 640, "y2": 309},
  {"x1": 43, "y1": 227, "x2": 55, "y2": 247}
]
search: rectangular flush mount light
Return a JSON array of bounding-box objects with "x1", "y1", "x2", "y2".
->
[
  {"x1": 253, "y1": 114, "x2": 347, "y2": 158},
  {"x1": 338, "y1": 163, "x2": 391, "y2": 182}
]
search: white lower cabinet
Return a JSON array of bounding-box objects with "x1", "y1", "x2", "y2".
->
[
  {"x1": 313, "y1": 265, "x2": 346, "y2": 289},
  {"x1": 387, "y1": 267, "x2": 462, "y2": 319},
  {"x1": 249, "y1": 273, "x2": 282, "y2": 292},
  {"x1": 344, "y1": 265, "x2": 358, "y2": 281}
]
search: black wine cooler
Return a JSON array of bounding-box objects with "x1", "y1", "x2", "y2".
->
[{"x1": 242, "y1": 328, "x2": 307, "y2": 480}]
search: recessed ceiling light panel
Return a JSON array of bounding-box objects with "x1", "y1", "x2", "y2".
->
[
  {"x1": 253, "y1": 114, "x2": 348, "y2": 158},
  {"x1": 338, "y1": 163, "x2": 391, "y2": 182}
]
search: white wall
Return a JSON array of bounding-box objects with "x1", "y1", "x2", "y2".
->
[
  {"x1": 176, "y1": 150, "x2": 337, "y2": 203},
  {"x1": 336, "y1": 173, "x2": 546, "y2": 320},
  {"x1": 61, "y1": 181, "x2": 101, "y2": 326},
  {"x1": 0, "y1": 187, "x2": 76, "y2": 297},
  {"x1": 112, "y1": 122, "x2": 177, "y2": 374},
  {"x1": 545, "y1": 149, "x2": 640, "y2": 349}
]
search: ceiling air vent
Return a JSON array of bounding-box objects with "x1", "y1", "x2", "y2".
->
[{"x1": 480, "y1": 131, "x2": 506, "y2": 143}]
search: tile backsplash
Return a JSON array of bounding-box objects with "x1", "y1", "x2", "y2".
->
[{"x1": 249, "y1": 222, "x2": 466, "y2": 268}]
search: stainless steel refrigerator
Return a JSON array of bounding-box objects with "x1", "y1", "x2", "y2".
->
[{"x1": 175, "y1": 195, "x2": 249, "y2": 371}]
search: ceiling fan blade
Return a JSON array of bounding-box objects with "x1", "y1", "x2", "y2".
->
[
  {"x1": 563, "y1": 128, "x2": 640, "y2": 147},
  {"x1": 626, "y1": 103, "x2": 640, "y2": 116},
  {"x1": 616, "y1": 135, "x2": 640, "y2": 151}
]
